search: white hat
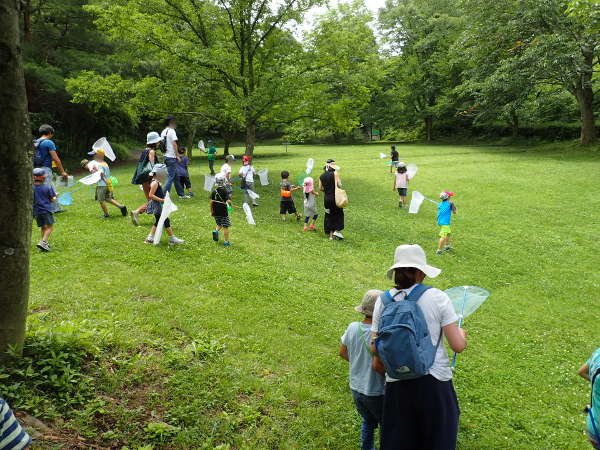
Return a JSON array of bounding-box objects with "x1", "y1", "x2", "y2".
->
[
  {"x1": 386, "y1": 244, "x2": 441, "y2": 280},
  {"x1": 149, "y1": 163, "x2": 167, "y2": 176},
  {"x1": 146, "y1": 131, "x2": 163, "y2": 145}
]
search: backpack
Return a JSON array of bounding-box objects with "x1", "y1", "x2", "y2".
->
[
  {"x1": 33, "y1": 138, "x2": 46, "y2": 167},
  {"x1": 159, "y1": 129, "x2": 169, "y2": 154},
  {"x1": 131, "y1": 149, "x2": 154, "y2": 185},
  {"x1": 375, "y1": 285, "x2": 441, "y2": 380}
]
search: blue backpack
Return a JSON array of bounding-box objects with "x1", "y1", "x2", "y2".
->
[
  {"x1": 33, "y1": 138, "x2": 47, "y2": 167},
  {"x1": 375, "y1": 284, "x2": 441, "y2": 380}
]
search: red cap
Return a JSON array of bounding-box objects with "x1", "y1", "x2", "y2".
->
[
  {"x1": 242, "y1": 155, "x2": 251, "y2": 164},
  {"x1": 444, "y1": 191, "x2": 454, "y2": 197}
]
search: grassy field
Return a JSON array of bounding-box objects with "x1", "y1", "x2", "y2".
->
[{"x1": 16, "y1": 142, "x2": 600, "y2": 448}]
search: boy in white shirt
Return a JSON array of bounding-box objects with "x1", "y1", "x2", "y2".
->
[
  {"x1": 238, "y1": 155, "x2": 258, "y2": 206},
  {"x1": 160, "y1": 116, "x2": 187, "y2": 198}
]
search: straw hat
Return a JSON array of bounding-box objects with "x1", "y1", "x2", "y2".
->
[{"x1": 354, "y1": 290, "x2": 384, "y2": 316}]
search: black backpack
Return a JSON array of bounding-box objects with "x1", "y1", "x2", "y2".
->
[{"x1": 33, "y1": 138, "x2": 46, "y2": 167}]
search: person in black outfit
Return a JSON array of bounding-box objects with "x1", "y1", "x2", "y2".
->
[{"x1": 319, "y1": 159, "x2": 344, "y2": 240}]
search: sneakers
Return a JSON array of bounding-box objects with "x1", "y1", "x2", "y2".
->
[
  {"x1": 296, "y1": 215, "x2": 301, "y2": 221},
  {"x1": 187, "y1": 192, "x2": 194, "y2": 197},
  {"x1": 436, "y1": 249, "x2": 443, "y2": 255},
  {"x1": 333, "y1": 231, "x2": 344, "y2": 240},
  {"x1": 303, "y1": 226, "x2": 308, "y2": 231},
  {"x1": 131, "y1": 211, "x2": 139, "y2": 226},
  {"x1": 144, "y1": 235, "x2": 154, "y2": 244},
  {"x1": 119, "y1": 205, "x2": 128, "y2": 217},
  {"x1": 36, "y1": 240, "x2": 50, "y2": 252},
  {"x1": 102, "y1": 213, "x2": 110, "y2": 218},
  {"x1": 252, "y1": 203, "x2": 259, "y2": 207},
  {"x1": 168, "y1": 236, "x2": 185, "y2": 245},
  {"x1": 179, "y1": 195, "x2": 191, "y2": 199},
  {"x1": 444, "y1": 246, "x2": 454, "y2": 252},
  {"x1": 212, "y1": 230, "x2": 219, "y2": 242},
  {"x1": 223, "y1": 241, "x2": 232, "y2": 247},
  {"x1": 309, "y1": 224, "x2": 316, "y2": 231}
]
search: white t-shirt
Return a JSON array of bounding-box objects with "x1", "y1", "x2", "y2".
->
[
  {"x1": 239, "y1": 165, "x2": 255, "y2": 183},
  {"x1": 371, "y1": 285, "x2": 458, "y2": 382},
  {"x1": 161, "y1": 127, "x2": 178, "y2": 158},
  {"x1": 220, "y1": 163, "x2": 232, "y2": 178}
]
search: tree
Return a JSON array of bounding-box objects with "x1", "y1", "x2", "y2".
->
[
  {"x1": 0, "y1": 0, "x2": 32, "y2": 358},
  {"x1": 84, "y1": 0, "x2": 323, "y2": 156},
  {"x1": 378, "y1": 0, "x2": 463, "y2": 141}
]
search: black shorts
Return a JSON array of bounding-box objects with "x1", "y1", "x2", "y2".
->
[
  {"x1": 154, "y1": 214, "x2": 170, "y2": 229},
  {"x1": 397, "y1": 188, "x2": 407, "y2": 196},
  {"x1": 280, "y1": 201, "x2": 296, "y2": 215},
  {"x1": 214, "y1": 216, "x2": 231, "y2": 228},
  {"x1": 179, "y1": 176, "x2": 191, "y2": 189},
  {"x1": 35, "y1": 213, "x2": 55, "y2": 227}
]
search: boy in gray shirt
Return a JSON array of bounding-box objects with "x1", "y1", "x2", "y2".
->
[{"x1": 340, "y1": 290, "x2": 385, "y2": 450}]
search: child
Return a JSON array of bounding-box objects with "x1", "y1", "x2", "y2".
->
[
  {"x1": 176, "y1": 147, "x2": 193, "y2": 198},
  {"x1": 87, "y1": 148, "x2": 127, "y2": 218},
  {"x1": 340, "y1": 290, "x2": 386, "y2": 450},
  {"x1": 0, "y1": 397, "x2": 31, "y2": 448},
  {"x1": 207, "y1": 140, "x2": 217, "y2": 175},
  {"x1": 302, "y1": 176, "x2": 319, "y2": 231},
  {"x1": 280, "y1": 171, "x2": 301, "y2": 221},
  {"x1": 393, "y1": 163, "x2": 410, "y2": 208},
  {"x1": 239, "y1": 155, "x2": 258, "y2": 206},
  {"x1": 390, "y1": 144, "x2": 399, "y2": 173},
  {"x1": 210, "y1": 174, "x2": 233, "y2": 246},
  {"x1": 220, "y1": 154, "x2": 235, "y2": 193},
  {"x1": 436, "y1": 191, "x2": 457, "y2": 254},
  {"x1": 33, "y1": 168, "x2": 57, "y2": 252},
  {"x1": 144, "y1": 164, "x2": 184, "y2": 245},
  {"x1": 579, "y1": 348, "x2": 600, "y2": 449}
]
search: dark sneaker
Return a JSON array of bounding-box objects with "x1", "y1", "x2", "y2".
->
[
  {"x1": 120, "y1": 206, "x2": 128, "y2": 217},
  {"x1": 103, "y1": 213, "x2": 110, "y2": 218},
  {"x1": 436, "y1": 249, "x2": 443, "y2": 255},
  {"x1": 444, "y1": 246, "x2": 454, "y2": 252},
  {"x1": 223, "y1": 241, "x2": 232, "y2": 247},
  {"x1": 212, "y1": 230, "x2": 219, "y2": 242}
]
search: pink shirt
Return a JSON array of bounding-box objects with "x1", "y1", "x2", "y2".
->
[{"x1": 395, "y1": 173, "x2": 409, "y2": 189}]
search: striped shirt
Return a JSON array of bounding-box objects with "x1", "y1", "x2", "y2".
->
[{"x1": 0, "y1": 398, "x2": 31, "y2": 449}]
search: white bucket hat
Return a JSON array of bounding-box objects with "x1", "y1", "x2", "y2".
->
[
  {"x1": 146, "y1": 131, "x2": 163, "y2": 145},
  {"x1": 386, "y1": 244, "x2": 441, "y2": 280}
]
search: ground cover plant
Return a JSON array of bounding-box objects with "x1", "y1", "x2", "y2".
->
[{"x1": 11, "y1": 142, "x2": 600, "y2": 448}]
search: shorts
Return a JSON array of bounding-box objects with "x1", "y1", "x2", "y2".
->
[
  {"x1": 179, "y1": 176, "x2": 191, "y2": 189},
  {"x1": 391, "y1": 160, "x2": 399, "y2": 167},
  {"x1": 280, "y1": 200, "x2": 297, "y2": 215},
  {"x1": 397, "y1": 188, "x2": 407, "y2": 196},
  {"x1": 35, "y1": 213, "x2": 55, "y2": 227},
  {"x1": 214, "y1": 216, "x2": 231, "y2": 228},
  {"x1": 154, "y1": 214, "x2": 170, "y2": 228},
  {"x1": 95, "y1": 186, "x2": 114, "y2": 202},
  {"x1": 439, "y1": 225, "x2": 452, "y2": 237}
]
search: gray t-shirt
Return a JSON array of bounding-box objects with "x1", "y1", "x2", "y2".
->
[
  {"x1": 371, "y1": 285, "x2": 458, "y2": 382},
  {"x1": 280, "y1": 180, "x2": 293, "y2": 201},
  {"x1": 341, "y1": 322, "x2": 385, "y2": 396}
]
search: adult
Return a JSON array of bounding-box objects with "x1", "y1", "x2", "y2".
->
[
  {"x1": 34, "y1": 124, "x2": 67, "y2": 212},
  {"x1": 319, "y1": 159, "x2": 344, "y2": 240},
  {"x1": 370, "y1": 244, "x2": 467, "y2": 450},
  {"x1": 130, "y1": 132, "x2": 162, "y2": 226},
  {"x1": 220, "y1": 154, "x2": 235, "y2": 193},
  {"x1": 239, "y1": 155, "x2": 258, "y2": 206},
  {"x1": 160, "y1": 116, "x2": 187, "y2": 198},
  {"x1": 390, "y1": 144, "x2": 399, "y2": 173}
]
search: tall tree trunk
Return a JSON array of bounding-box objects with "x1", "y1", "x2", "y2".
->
[
  {"x1": 424, "y1": 116, "x2": 433, "y2": 142},
  {"x1": 0, "y1": 0, "x2": 32, "y2": 359},
  {"x1": 576, "y1": 45, "x2": 596, "y2": 145},
  {"x1": 185, "y1": 123, "x2": 197, "y2": 160},
  {"x1": 221, "y1": 130, "x2": 233, "y2": 156},
  {"x1": 23, "y1": 0, "x2": 31, "y2": 42},
  {"x1": 245, "y1": 120, "x2": 256, "y2": 156}
]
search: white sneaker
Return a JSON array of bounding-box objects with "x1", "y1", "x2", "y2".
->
[
  {"x1": 178, "y1": 195, "x2": 191, "y2": 199},
  {"x1": 36, "y1": 240, "x2": 50, "y2": 252},
  {"x1": 144, "y1": 236, "x2": 154, "y2": 244},
  {"x1": 333, "y1": 231, "x2": 344, "y2": 240},
  {"x1": 131, "y1": 211, "x2": 139, "y2": 226},
  {"x1": 168, "y1": 236, "x2": 185, "y2": 245}
]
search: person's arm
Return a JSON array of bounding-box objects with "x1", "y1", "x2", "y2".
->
[
  {"x1": 149, "y1": 150, "x2": 156, "y2": 165},
  {"x1": 335, "y1": 173, "x2": 342, "y2": 188},
  {"x1": 319, "y1": 179, "x2": 324, "y2": 191},
  {"x1": 579, "y1": 363, "x2": 591, "y2": 381},
  {"x1": 148, "y1": 181, "x2": 164, "y2": 202},
  {"x1": 452, "y1": 203, "x2": 457, "y2": 215},
  {"x1": 49, "y1": 150, "x2": 67, "y2": 178},
  {"x1": 393, "y1": 176, "x2": 396, "y2": 191},
  {"x1": 372, "y1": 355, "x2": 386, "y2": 375},
  {"x1": 443, "y1": 322, "x2": 467, "y2": 353},
  {"x1": 172, "y1": 134, "x2": 180, "y2": 161},
  {"x1": 339, "y1": 344, "x2": 349, "y2": 362}
]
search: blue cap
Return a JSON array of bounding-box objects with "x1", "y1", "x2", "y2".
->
[{"x1": 33, "y1": 168, "x2": 46, "y2": 177}]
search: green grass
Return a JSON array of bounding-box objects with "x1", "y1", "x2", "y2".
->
[{"x1": 21, "y1": 142, "x2": 600, "y2": 448}]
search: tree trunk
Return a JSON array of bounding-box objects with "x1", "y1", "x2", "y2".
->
[
  {"x1": 185, "y1": 123, "x2": 197, "y2": 160},
  {"x1": 221, "y1": 130, "x2": 233, "y2": 156},
  {"x1": 0, "y1": 0, "x2": 32, "y2": 359},
  {"x1": 576, "y1": 45, "x2": 596, "y2": 145},
  {"x1": 510, "y1": 110, "x2": 519, "y2": 138},
  {"x1": 424, "y1": 116, "x2": 433, "y2": 142},
  {"x1": 245, "y1": 121, "x2": 256, "y2": 156}
]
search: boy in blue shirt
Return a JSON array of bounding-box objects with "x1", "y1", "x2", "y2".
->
[
  {"x1": 34, "y1": 124, "x2": 67, "y2": 213},
  {"x1": 33, "y1": 168, "x2": 57, "y2": 252},
  {"x1": 436, "y1": 191, "x2": 457, "y2": 255},
  {"x1": 340, "y1": 290, "x2": 386, "y2": 450},
  {"x1": 176, "y1": 147, "x2": 193, "y2": 198}
]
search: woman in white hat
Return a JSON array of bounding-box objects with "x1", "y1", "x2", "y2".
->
[
  {"x1": 370, "y1": 244, "x2": 467, "y2": 450},
  {"x1": 130, "y1": 132, "x2": 162, "y2": 226}
]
